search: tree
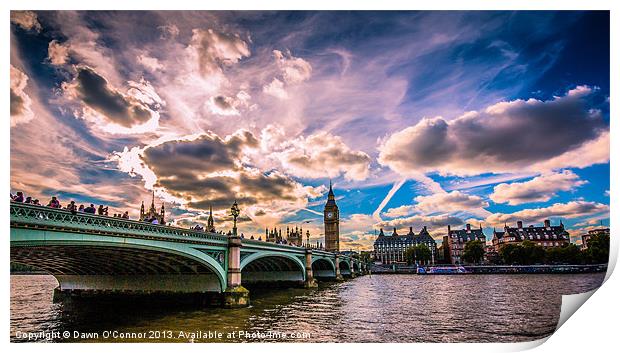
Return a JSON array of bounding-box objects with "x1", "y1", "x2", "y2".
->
[
  {"x1": 499, "y1": 243, "x2": 522, "y2": 265},
  {"x1": 520, "y1": 240, "x2": 546, "y2": 265},
  {"x1": 405, "y1": 244, "x2": 431, "y2": 265},
  {"x1": 586, "y1": 233, "x2": 610, "y2": 264},
  {"x1": 546, "y1": 244, "x2": 583, "y2": 265},
  {"x1": 462, "y1": 240, "x2": 485, "y2": 264}
]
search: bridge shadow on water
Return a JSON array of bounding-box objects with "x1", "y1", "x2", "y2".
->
[{"x1": 45, "y1": 281, "x2": 339, "y2": 342}]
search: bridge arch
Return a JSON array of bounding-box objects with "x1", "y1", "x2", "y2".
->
[
  {"x1": 339, "y1": 259, "x2": 352, "y2": 277},
  {"x1": 352, "y1": 261, "x2": 360, "y2": 274},
  {"x1": 311, "y1": 258, "x2": 336, "y2": 279},
  {"x1": 240, "y1": 252, "x2": 306, "y2": 285},
  {"x1": 11, "y1": 240, "x2": 227, "y2": 293}
]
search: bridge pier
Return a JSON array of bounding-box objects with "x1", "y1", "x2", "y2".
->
[
  {"x1": 350, "y1": 259, "x2": 357, "y2": 278},
  {"x1": 304, "y1": 250, "x2": 318, "y2": 288},
  {"x1": 334, "y1": 255, "x2": 344, "y2": 281},
  {"x1": 223, "y1": 236, "x2": 249, "y2": 308}
]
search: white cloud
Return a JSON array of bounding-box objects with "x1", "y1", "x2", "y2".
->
[
  {"x1": 189, "y1": 28, "x2": 250, "y2": 76},
  {"x1": 273, "y1": 49, "x2": 312, "y2": 84},
  {"x1": 205, "y1": 91, "x2": 251, "y2": 116},
  {"x1": 111, "y1": 129, "x2": 326, "y2": 227},
  {"x1": 268, "y1": 130, "x2": 372, "y2": 181},
  {"x1": 490, "y1": 170, "x2": 587, "y2": 205},
  {"x1": 137, "y1": 54, "x2": 164, "y2": 72},
  {"x1": 414, "y1": 190, "x2": 489, "y2": 213},
  {"x1": 11, "y1": 11, "x2": 41, "y2": 32},
  {"x1": 10, "y1": 65, "x2": 34, "y2": 127},
  {"x1": 383, "y1": 205, "x2": 417, "y2": 218},
  {"x1": 376, "y1": 214, "x2": 464, "y2": 232},
  {"x1": 262, "y1": 78, "x2": 288, "y2": 99},
  {"x1": 48, "y1": 40, "x2": 70, "y2": 65},
  {"x1": 485, "y1": 201, "x2": 609, "y2": 227},
  {"x1": 378, "y1": 86, "x2": 608, "y2": 176}
]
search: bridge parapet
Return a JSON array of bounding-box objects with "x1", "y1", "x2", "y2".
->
[{"x1": 10, "y1": 202, "x2": 228, "y2": 245}]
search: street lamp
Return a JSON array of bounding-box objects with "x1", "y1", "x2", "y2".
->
[{"x1": 230, "y1": 200, "x2": 240, "y2": 237}]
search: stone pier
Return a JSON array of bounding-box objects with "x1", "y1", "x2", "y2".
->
[
  {"x1": 334, "y1": 254, "x2": 344, "y2": 281},
  {"x1": 304, "y1": 249, "x2": 318, "y2": 288},
  {"x1": 223, "y1": 235, "x2": 250, "y2": 308}
]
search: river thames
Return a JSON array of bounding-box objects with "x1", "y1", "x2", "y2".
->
[{"x1": 10, "y1": 273, "x2": 605, "y2": 343}]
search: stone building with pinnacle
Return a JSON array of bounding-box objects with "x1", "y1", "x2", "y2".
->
[{"x1": 139, "y1": 190, "x2": 165, "y2": 224}]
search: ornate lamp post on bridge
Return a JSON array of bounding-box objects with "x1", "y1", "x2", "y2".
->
[
  {"x1": 230, "y1": 200, "x2": 240, "y2": 237},
  {"x1": 222, "y1": 200, "x2": 249, "y2": 308}
]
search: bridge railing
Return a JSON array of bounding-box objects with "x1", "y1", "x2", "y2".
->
[{"x1": 10, "y1": 202, "x2": 229, "y2": 244}]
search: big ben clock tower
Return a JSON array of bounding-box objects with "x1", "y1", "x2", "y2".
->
[{"x1": 324, "y1": 181, "x2": 340, "y2": 252}]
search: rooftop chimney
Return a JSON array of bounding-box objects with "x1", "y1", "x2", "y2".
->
[
  {"x1": 544, "y1": 219, "x2": 551, "y2": 228},
  {"x1": 517, "y1": 221, "x2": 523, "y2": 229}
]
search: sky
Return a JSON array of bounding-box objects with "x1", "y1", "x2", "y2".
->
[{"x1": 10, "y1": 10, "x2": 610, "y2": 250}]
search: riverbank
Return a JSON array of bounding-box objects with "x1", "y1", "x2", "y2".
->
[{"x1": 370, "y1": 264, "x2": 608, "y2": 275}]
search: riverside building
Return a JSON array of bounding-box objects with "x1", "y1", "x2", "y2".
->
[
  {"x1": 446, "y1": 223, "x2": 486, "y2": 264},
  {"x1": 491, "y1": 220, "x2": 570, "y2": 251},
  {"x1": 373, "y1": 226, "x2": 437, "y2": 265}
]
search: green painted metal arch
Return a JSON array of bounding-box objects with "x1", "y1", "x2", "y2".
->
[
  {"x1": 240, "y1": 251, "x2": 306, "y2": 281},
  {"x1": 338, "y1": 259, "x2": 351, "y2": 270},
  {"x1": 11, "y1": 229, "x2": 228, "y2": 292},
  {"x1": 311, "y1": 256, "x2": 336, "y2": 271}
]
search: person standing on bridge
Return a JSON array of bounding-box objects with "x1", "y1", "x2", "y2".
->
[
  {"x1": 47, "y1": 196, "x2": 61, "y2": 208},
  {"x1": 13, "y1": 192, "x2": 24, "y2": 202},
  {"x1": 84, "y1": 204, "x2": 96, "y2": 214},
  {"x1": 67, "y1": 201, "x2": 77, "y2": 214}
]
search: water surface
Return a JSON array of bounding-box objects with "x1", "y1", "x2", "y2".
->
[{"x1": 10, "y1": 273, "x2": 605, "y2": 342}]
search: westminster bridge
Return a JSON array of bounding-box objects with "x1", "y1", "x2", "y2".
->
[{"x1": 10, "y1": 202, "x2": 365, "y2": 308}]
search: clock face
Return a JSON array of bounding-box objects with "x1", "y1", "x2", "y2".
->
[{"x1": 327, "y1": 212, "x2": 334, "y2": 219}]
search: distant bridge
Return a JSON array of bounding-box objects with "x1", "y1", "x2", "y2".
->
[{"x1": 10, "y1": 202, "x2": 364, "y2": 307}]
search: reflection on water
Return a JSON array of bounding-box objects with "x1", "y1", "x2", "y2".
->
[{"x1": 10, "y1": 273, "x2": 605, "y2": 343}]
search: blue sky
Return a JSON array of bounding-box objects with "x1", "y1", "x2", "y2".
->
[{"x1": 10, "y1": 11, "x2": 609, "y2": 249}]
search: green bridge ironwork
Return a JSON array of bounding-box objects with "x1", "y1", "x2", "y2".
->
[{"x1": 10, "y1": 202, "x2": 364, "y2": 307}]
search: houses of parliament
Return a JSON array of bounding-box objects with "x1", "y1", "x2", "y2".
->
[
  {"x1": 263, "y1": 181, "x2": 340, "y2": 252},
  {"x1": 148, "y1": 182, "x2": 341, "y2": 252}
]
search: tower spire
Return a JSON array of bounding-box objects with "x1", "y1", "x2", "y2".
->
[{"x1": 207, "y1": 204, "x2": 215, "y2": 232}]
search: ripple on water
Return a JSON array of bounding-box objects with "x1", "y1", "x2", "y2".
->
[{"x1": 10, "y1": 273, "x2": 605, "y2": 342}]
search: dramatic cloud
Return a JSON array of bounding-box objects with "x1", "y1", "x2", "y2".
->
[
  {"x1": 262, "y1": 50, "x2": 312, "y2": 99},
  {"x1": 267, "y1": 129, "x2": 372, "y2": 181},
  {"x1": 112, "y1": 129, "x2": 325, "y2": 226},
  {"x1": 413, "y1": 190, "x2": 489, "y2": 213},
  {"x1": 382, "y1": 191, "x2": 488, "y2": 220},
  {"x1": 48, "y1": 40, "x2": 70, "y2": 65},
  {"x1": 189, "y1": 28, "x2": 250, "y2": 76},
  {"x1": 485, "y1": 201, "x2": 609, "y2": 227},
  {"x1": 273, "y1": 49, "x2": 312, "y2": 84},
  {"x1": 383, "y1": 205, "x2": 417, "y2": 218},
  {"x1": 376, "y1": 214, "x2": 464, "y2": 232},
  {"x1": 378, "y1": 86, "x2": 608, "y2": 176},
  {"x1": 10, "y1": 11, "x2": 41, "y2": 32},
  {"x1": 205, "y1": 91, "x2": 250, "y2": 116},
  {"x1": 263, "y1": 78, "x2": 288, "y2": 99},
  {"x1": 490, "y1": 170, "x2": 587, "y2": 205},
  {"x1": 137, "y1": 54, "x2": 164, "y2": 72},
  {"x1": 62, "y1": 66, "x2": 162, "y2": 132},
  {"x1": 10, "y1": 65, "x2": 34, "y2": 127},
  {"x1": 158, "y1": 23, "x2": 180, "y2": 39}
]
